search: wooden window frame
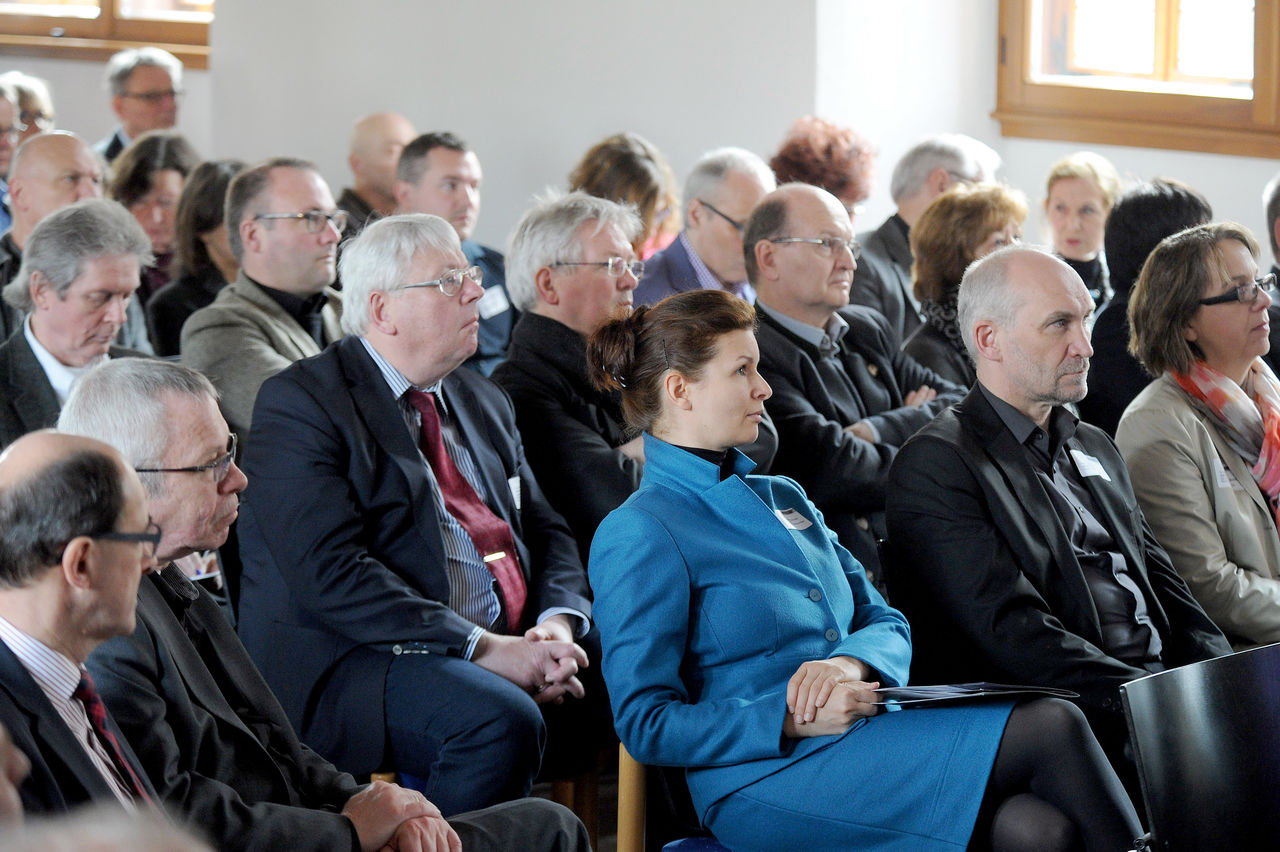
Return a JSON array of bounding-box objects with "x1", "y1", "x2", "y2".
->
[
  {"x1": 995, "y1": 0, "x2": 1280, "y2": 158},
  {"x1": 0, "y1": 0, "x2": 208, "y2": 69}
]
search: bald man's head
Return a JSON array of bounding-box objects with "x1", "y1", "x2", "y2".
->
[
  {"x1": 347, "y1": 112, "x2": 416, "y2": 215},
  {"x1": 8, "y1": 132, "x2": 104, "y2": 246}
]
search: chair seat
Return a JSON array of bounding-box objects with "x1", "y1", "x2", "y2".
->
[{"x1": 662, "y1": 838, "x2": 731, "y2": 851}]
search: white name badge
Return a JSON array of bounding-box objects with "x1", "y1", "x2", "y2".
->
[
  {"x1": 477, "y1": 285, "x2": 511, "y2": 320},
  {"x1": 1212, "y1": 456, "x2": 1245, "y2": 491},
  {"x1": 1069, "y1": 449, "x2": 1112, "y2": 482},
  {"x1": 508, "y1": 475, "x2": 522, "y2": 511},
  {"x1": 774, "y1": 508, "x2": 813, "y2": 530}
]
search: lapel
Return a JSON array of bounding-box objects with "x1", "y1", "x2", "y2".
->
[
  {"x1": 4, "y1": 329, "x2": 61, "y2": 432},
  {"x1": 338, "y1": 338, "x2": 444, "y2": 546},
  {"x1": 231, "y1": 273, "x2": 325, "y2": 359},
  {"x1": 442, "y1": 372, "x2": 515, "y2": 528},
  {"x1": 1206, "y1": 417, "x2": 1272, "y2": 518},
  {"x1": 0, "y1": 641, "x2": 119, "y2": 804},
  {"x1": 964, "y1": 390, "x2": 1100, "y2": 633}
]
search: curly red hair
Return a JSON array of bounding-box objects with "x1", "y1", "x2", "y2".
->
[{"x1": 769, "y1": 116, "x2": 876, "y2": 205}]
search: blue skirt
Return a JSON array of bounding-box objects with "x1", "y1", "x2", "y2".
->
[{"x1": 700, "y1": 701, "x2": 1014, "y2": 852}]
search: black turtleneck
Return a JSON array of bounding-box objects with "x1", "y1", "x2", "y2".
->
[
  {"x1": 1061, "y1": 255, "x2": 1106, "y2": 303},
  {"x1": 674, "y1": 444, "x2": 737, "y2": 481}
]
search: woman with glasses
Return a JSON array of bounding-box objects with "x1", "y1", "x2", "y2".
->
[
  {"x1": 588, "y1": 289, "x2": 1142, "y2": 852},
  {"x1": 1118, "y1": 222, "x2": 1280, "y2": 647},
  {"x1": 110, "y1": 130, "x2": 200, "y2": 307},
  {"x1": 903, "y1": 183, "x2": 1027, "y2": 387}
]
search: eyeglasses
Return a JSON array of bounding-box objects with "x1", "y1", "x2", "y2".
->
[
  {"x1": 1199, "y1": 273, "x2": 1277, "y2": 306},
  {"x1": 19, "y1": 110, "x2": 52, "y2": 132},
  {"x1": 698, "y1": 200, "x2": 745, "y2": 233},
  {"x1": 551, "y1": 257, "x2": 646, "y2": 279},
  {"x1": 0, "y1": 120, "x2": 27, "y2": 145},
  {"x1": 946, "y1": 170, "x2": 979, "y2": 185},
  {"x1": 122, "y1": 89, "x2": 183, "y2": 103},
  {"x1": 254, "y1": 210, "x2": 348, "y2": 235},
  {"x1": 136, "y1": 434, "x2": 238, "y2": 481},
  {"x1": 399, "y1": 265, "x2": 484, "y2": 297},
  {"x1": 770, "y1": 237, "x2": 862, "y2": 260},
  {"x1": 94, "y1": 521, "x2": 163, "y2": 560}
]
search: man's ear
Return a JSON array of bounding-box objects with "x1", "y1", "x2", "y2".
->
[
  {"x1": 972, "y1": 320, "x2": 999, "y2": 362},
  {"x1": 392, "y1": 180, "x2": 411, "y2": 212},
  {"x1": 28, "y1": 270, "x2": 54, "y2": 311},
  {"x1": 754, "y1": 238, "x2": 779, "y2": 282},
  {"x1": 59, "y1": 536, "x2": 95, "y2": 591},
  {"x1": 685, "y1": 198, "x2": 706, "y2": 230},
  {"x1": 367, "y1": 289, "x2": 396, "y2": 335},
  {"x1": 239, "y1": 217, "x2": 261, "y2": 256},
  {"x1": 534, "y1": 266, "x2": 558, "y2": 306}
]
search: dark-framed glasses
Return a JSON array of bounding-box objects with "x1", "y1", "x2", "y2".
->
[
  {"x1": 400, "y1": 265, "x2": 484, "y2": 297},
  {"x1": 1199, "y1": 273, "x2": 1277, "y2": 306},
  {"x1": 698, "y1": 200, "x2": 745, "y2": 233},
  {"x1": 136, "y1": 434, "x2": 238, "y2": 482},
  {"x1": 550, "y1": 257, "x2": 646, "y2": 279},
  {"x1": 122, "y1": 88, "x2": 183, "y2": 103},
  {"x1": 254, "y1": 210, "x2": 348, "y2": 235},
  {"x1": 771, "y1": 236, "x2": 862, "y2": 260},
  {"x1": 94, "y1": 521, "x2": 163, "y2": 560}
]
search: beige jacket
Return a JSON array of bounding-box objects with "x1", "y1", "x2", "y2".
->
[
  {"x1": 1117, "y1": 373, "x2": 1280, "y2": 646},
  {"x1": 180, "y1": 272, "x2": 342, "y2": 434}
]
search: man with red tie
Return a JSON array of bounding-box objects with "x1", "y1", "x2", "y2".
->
[
  {"x1": 236, "y1": 213, "x2": 598, "y2": 817},
  {"x1": 0, "y1": 430, "x2": 159, "y2": 814}
]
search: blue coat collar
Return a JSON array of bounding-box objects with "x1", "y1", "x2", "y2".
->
[{"x1": 640, "y1": 433, "x2": 757, "y2": 493}]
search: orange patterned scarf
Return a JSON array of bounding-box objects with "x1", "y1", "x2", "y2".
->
[{"x1": 1173, "y1": 358, "x2": 1280, "y2": 529}]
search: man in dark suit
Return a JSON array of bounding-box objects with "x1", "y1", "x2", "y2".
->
[
  {"x1": 0, "y1": 198, "x2": 151, "y2": 448},
  {"x1": 634, "y1": 147, "x2": 775, "y2": 307},
  {"x1": 885, "y1": 245, "x2": 1231, "y2": 771},
  {"x1": 395, "y1": 133, "x2": 515, "y2": 376},
  {"x1": 0, "y1": 430, "x2": 159, "y2": 815},
  {"x1": 237, "y1": 213, "x2": 594, "y2": 816},
  {"x1": 93, "y1": 47, "x2": 182, "y2": 164},
  {"x1": 744, "y1": 183, "x2": 962, "y2": 575},
  {"x1": 60, "y1": 359, "x2": 590, "y2": 852},
  {"x1": 851, "y1": 133, "x2": 1000, "y2": 347}
]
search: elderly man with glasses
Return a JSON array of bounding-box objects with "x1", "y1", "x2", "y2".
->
[
  {"x1": 634, "y1": 147, "x2": 775, "y2": 307},
  {"x1": 181, "y1": 157, "x2": 346, "y2": 437},
  {"x1": 94, "y1": 47, "x2": 183, "y2": 165},
  {"x1": 233, "y1": 213, "x2": 594, "y2": 817},
  {"x1": 746, "y1": 183, "x2": 962, "y2": 582}
]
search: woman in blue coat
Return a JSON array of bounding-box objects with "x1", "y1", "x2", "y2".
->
[{"x1": 586, "y1": 290, "x2": 1141, "y2": 852}]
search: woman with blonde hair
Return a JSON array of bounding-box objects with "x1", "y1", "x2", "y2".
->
[{"x1": 1044, "y1": 151, "x2": 1122, "y2": 303}]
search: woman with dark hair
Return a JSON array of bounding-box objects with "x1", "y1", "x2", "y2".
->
[
  {"x1": 904, "y1": 183, "x2": 1027, "y2": 386},
  {"x1": 109, "y1": 130, "x2": 200, "y2": 306},
  {"x1": 587, "y1": 289, "x2": 1141, "y2": 852},
  {"x1": 1118, "y1": 222, "x2": 1280, "y2": 646},
  {"x1": 568, "y1": 132, "x2": 681, "y2": 259},
  {"x1": 145, "y1": 159, "x2": 245, "y2": 357},
  {"x1": 769, "y1": 116, "x2": 876, "y2": 216}
]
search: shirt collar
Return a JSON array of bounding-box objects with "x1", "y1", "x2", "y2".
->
[
  {"x1": 24, "y1": 315, "x2": 108, "y2": 403},
  {"x1": 978, "y1": 381, "x2": 1078, "y2": 457},
  {"x1": 359, "y1": 336, "x2": 449, "y2": 413},
  {"x1": 679, "y1": 231, "x2": 754, "y2": 301},
  {"x1": 0, "y1": 613, "x2": 83, "y2": 700},
  {"x1": 755, "y1": 300, "x2": 847, "y2": 356}
]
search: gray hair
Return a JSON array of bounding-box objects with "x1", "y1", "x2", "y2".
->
[
  {"x1": 889, "y1": 134, "x2": 1001, "y2": 203},
  {"x1": 683, "y1": 147, "x2": 776, "y2": 211},
  {"x1": 104, "y1": 46, "x2": 182, "y2": 96},
  {"x1": 506, "y1": 190, "x2": 643, "y2": 313},
  {"x1": 58, "y1": 359, "x2": 218, "y2": 497},
  {"x1": 339, "y1": 213, "x2": 461, "y2": 336},
  {"x1": 956, "y1": 244, "x2": 1055, "y2": 361},
  {"x1": 2, "y1": 198, "x2": 153, "y2": 312}
]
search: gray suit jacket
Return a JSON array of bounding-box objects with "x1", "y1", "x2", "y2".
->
[
  {"x1": 180, "y1": 272, "x2": 342, "y2": 434},
  {"x1": 0, "y1": 326, "x2": 140, "y2": 448},
  {"x1": 851, "y1": 215, "x2": 920, "y2": 347}
]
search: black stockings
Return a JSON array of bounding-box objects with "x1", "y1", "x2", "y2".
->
[{"x1": 970, "y1": 699, "x2": 1142, "y2": 852}]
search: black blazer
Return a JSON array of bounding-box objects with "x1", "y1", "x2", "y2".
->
[
  {"x1": 88, "y1": 568, "x2": 363, "y2": 852},
  {"x1": 236, "y1": 336, "x2": 590, "y2": 772},
  {"x1": 885, "y1": 386, "x2": 1231, "y2": 712},
  {"x1": 0, "y1": 326, "x2": 141, "y2": 448},
  {"x1": 0, "y1": 640, "x2": 157, "y2": 815},
  {"x1": 851, "y1": 215, "x2": 921, "y2": 348},
  {"x1": 755, "y1": 303, "x2": 961, "y2": 568}
]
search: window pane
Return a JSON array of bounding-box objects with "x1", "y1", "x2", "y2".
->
[
  {"x1": 117, "y1": 0, "x2": 211, "y2": 24},
  {"x1": 1177, "y1": 0, "x2": 1253, "y2": 82},
  {"x1": 0, "y1": 0, "x2": 99, "y2": 18},
  {"x1": 1070, "y1": 0, "x2": 1154, "y2": 76}
]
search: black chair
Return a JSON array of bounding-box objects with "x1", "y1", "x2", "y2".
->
[{"x1": 1121, "y1": 642, "x2": 1280, "y2": 850}]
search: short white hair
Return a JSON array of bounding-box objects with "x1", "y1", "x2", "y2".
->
[
  {"x1": 104, "y1": 46, "x2": 182, "y2": 96},
  {"x1": 506, "y1": 190, "x2": 642, "y2": 313},
  {"x1": 683, "y1": 147, "x2": 776, "y2": 210},
  {"x1": 890, "y1": 134, "x2": 1001, "y2": 203},
  {"x1": 338, "y1": 213, "x2": 461, "y2": 337}
]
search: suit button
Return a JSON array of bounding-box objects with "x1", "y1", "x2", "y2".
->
[
  {"x1": 856, "y1": 517, "x2": 870, "y2": 531},
  {"x1": 808, "y1": 588, "x2": 822, "y2": 602},
  {"x1": 825, "y1": 629, "x2": 839, "y2": 642},
  {"x1": 392, "y1": 645, "x2": 403, "y2": 655}
]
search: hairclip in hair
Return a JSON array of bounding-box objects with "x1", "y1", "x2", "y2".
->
[{"x1": 612, "y1": 374, "x2": 628, "y2": 388}]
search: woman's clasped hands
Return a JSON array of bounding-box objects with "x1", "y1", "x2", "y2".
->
[{"x1": 783, "y1": 656, "x2": 880, "y2": 738}]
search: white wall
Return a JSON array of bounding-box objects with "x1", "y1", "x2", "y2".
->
[
  {"x1": 5, "y1": 1, "x2": 1278, "y2": 258},
  {"x1": 210, "y1": 0, "x2": 818, "y2": 249}
]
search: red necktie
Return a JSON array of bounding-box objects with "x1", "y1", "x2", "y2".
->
[
  {"x1": 74, "y1": 671, "x2": 153, "y2": 805},
  {"x1": 406, "y1": 389, "x2": 528, "y2": 632}
]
